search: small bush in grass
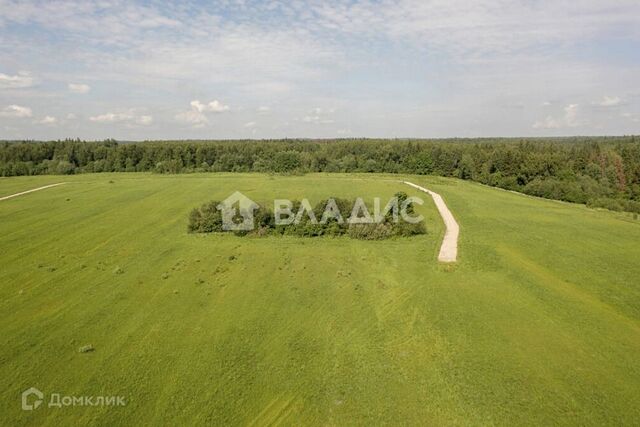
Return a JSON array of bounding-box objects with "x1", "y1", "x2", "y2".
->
[
  {"x1": 392, "y1": 220, "x2": 427, "y2": 237},
  {"x1": 188, "y1": 201, "x2": 224, "y2": 233},
  {"x1": 347, "y1": 223, "x2": 393, "y2": 240}
]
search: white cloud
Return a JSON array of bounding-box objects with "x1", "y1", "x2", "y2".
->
[
  {"x1": 68, "y1": 83, "x2": 91, "y2": 94},
  {"x1": 190, "y1": 100, "x2": 230, "y2": 113},
  {"x1": 39, "y1": 115, "x2": 57, "y2": 124},
  {"x1": 89, "y1": 111, "x2": 152, "y2": 125},
  {"x1": 90, "y1": 112, "x2": 129, "y2": 123},
  {"x1": 1, "y1": 1, "x2": 639, "y2": 138},
  {"x1": 244, "y1": 121, "x2": 256, "y2": 128},
  {"x1": 0, "y1": 2, "x2": 182, "y2": 38},
  {"x1": 302, "y1": 116, "x2": 335, "y2": 124},
  {"x1": 309, "y1": 1, "x2": 640, "y2": 63},
  {"x1": 532, "y1": 116, "x2": 561, "y2": 129},
  {"x1": 0, "y1": 71, "x2": 34, "y2": 89},
  {"x1": 0, "y1": 104, "x2": 32, "y2": 118},
  {"x1": 175, "y1": 110, "x2": 208, "y2": 126},
  {"x1": 66, "y1": 113, "x2": 77, "y2": 120},
  {"x1": 564, "y1": 104, "x2": 579, "y2": 126},
  {"x1": 533, "y1": 103, "x2": 580, "y2": 129},
  {"x1": 137, "y1": 15, "x2": 181, "y2": 29},
  {"x1": 594, "y1": 95, "x2": 621, "y2": 107},
  {"x1": 302, "y1": 107, "x2": 335, "y2": 124},
  {"x1": 175, "y1": 100, "x2": 230, "y2": 127}
]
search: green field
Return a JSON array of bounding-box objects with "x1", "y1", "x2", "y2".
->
[{"x1": 1, "y1": 173, "x2": 639, "y2": 426}]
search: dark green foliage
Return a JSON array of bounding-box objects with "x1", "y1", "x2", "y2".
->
[
  {"x1": 586, "y1": 198, "x2": 640, "y2": 214},
  {"x1": 188, "y1": 197, "x2": 427, "y2": 239},
  {"x1": 391, "y1": 220, "x2": 427, "y2": 237},
  {"x1": 3, "y1": 136, "x2": 640, "y2": 212},
  {"x1": 347, "y1": 223, "x2": 394, "y2": 240},
  {"x1": 187, "y1": 201, "x2": 223, "y2": 233},
  {"x1": 313, "y1": 198, "x2": 351, "y2": 231},
  {"x1": 271, "y1": 150, "x2": 301, "y2": 173},
  {"x1": 254, "y1": 207, "x2": 275, "y2": 229},
  {"x1": 394, "y1": 191, "x2": 416, "y2": 214}
]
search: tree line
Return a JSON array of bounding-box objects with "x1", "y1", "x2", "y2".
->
[{"x1": 1, "y1": 136, "x2": 640, "y2": 213}]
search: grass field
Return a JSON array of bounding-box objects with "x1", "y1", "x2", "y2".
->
[{"x1": 1, "y1": 173, "x2": 639, "y2": 426}]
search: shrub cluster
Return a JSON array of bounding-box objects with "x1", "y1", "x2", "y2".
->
[{"x1": 188, "y1": 193, "x2": 426, "y2": 239}]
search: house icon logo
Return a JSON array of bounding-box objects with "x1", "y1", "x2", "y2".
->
[
  {"x1": 22, "y1": 387, "x2": 44, "y2": 411},
  {"x1": 217, "y1": 191, "x2": 259, "y2": 231}
]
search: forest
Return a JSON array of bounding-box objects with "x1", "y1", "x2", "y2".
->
[{"x1": 1, "y1": 136, "x2": 640, "y2": 213}]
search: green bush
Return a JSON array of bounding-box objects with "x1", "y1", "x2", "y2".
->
[
  {"x1": 347, "y1": 223, "x2": 394, "y2": 240},
  {"x1": 55, "y1": 160, "x2": 76, "y2": 175},
  {"x1": 187, "y1": 201, "x2": 223, "y2": 233},
  {"x1": 188, "y1": 197, "x2": 427, "y2": 239}
]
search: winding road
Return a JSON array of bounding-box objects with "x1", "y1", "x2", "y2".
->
[{"x1": 404, "y1": 181, "x2": 459, "y2": 263}]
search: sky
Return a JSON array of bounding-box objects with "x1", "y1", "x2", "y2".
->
[{"x1": 0, "y1": 0, "x2": 639, "y2": 140}]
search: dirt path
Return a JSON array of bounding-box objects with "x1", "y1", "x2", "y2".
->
[
  {"x1": 403, "y1": 181, "x2": 459, "y2": 262},
  {"x1": 0, "y1": 182, "x2": 67, "y2": 201}
]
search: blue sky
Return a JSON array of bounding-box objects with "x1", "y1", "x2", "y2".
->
[{"x1": 0, "y1": 0, "x2": 639, "y2": 139}]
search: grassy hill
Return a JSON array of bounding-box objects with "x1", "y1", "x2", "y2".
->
[{"x1": 1, "y1": 173, "x2": 639, "y2": 425}]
